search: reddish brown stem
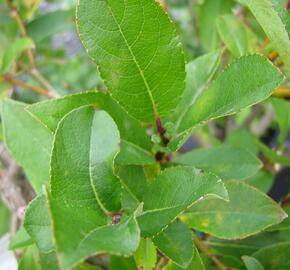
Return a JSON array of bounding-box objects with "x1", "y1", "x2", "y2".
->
[
  {"x1": 3, "y1": 74, "x2": 52, "y2": 97},
  {"x1": 156, "y1": 117, "x2": 169, "y2": 146}
]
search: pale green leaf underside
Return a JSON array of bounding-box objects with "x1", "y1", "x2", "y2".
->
[
  {"x1": 2, "y1": 99, "x2": 53, "y2": 192},
  {"x1": 181, "y1": 181, "x2": 287, "y2": 239},
  {"x1": 137, "y1": 166, "x2": 228, "y2": 237},
  {"x1": 77, "y1": 0, "x2": 185, "y2": 122},
  {"x1": 174, "y1": 145, "x2": 262, "y2": 180},
  {"x1": 170, "y1": 54, "x2": 283, "y2": 151},
  {"x1": 26, "y1": 91, "x2": 151, "y2": 150},
  {"x1": 242, "y1": 256, "x2": 264, "y2": 270},
  {"x1": 153, "y1": 220, "x2": 193, "y2": 268},
  {"x1": 239, "y1": 0, "x2": 290, "y2": 70}
]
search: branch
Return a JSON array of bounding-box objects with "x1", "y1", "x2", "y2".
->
[
  {"x1": 2, "y1": 74, "x2": 52, "y2": 97},
  {"x1": 7, "y1": 0, "x2": 36, "y2": 69},
  {"x1": 6, "y1": 0, "x2": 58, "y2": 97},
  {"x1": 192, "y1": 233, "x2": 230, "y2": 270},
  {"x1": 0, "y1": 145, "x2": 35, "y2": 234},
  {"x1": 272, "y1": 87, "x2": 290, "y2": 99}
]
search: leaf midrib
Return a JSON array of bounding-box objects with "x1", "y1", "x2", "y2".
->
[
  {"x1": 107, "y1": 3, "x2": 158, "y2": 118},
  {"x1": 89, "y1": 113, "x2": 111, "y2": 216}
]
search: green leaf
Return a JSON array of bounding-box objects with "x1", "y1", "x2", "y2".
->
[
  {"x1": 239, "y1": 0, "x2": 290, "y2": 70},
  {"x1": 109, "y1": 256, "x2": 138, "y2": 270},
  {"x1": 173, "y1": 50, "x2": 222, "y2": 124},
  {"x1": 76, "y1": 0, "x2": 185, "y2": 122},
  {"x1": 252, "y1": 242, "x2": 290, "y2": 270},
  {"x1": 153, "y1": 220, "x2": 193, "y2": 268},
  {"x1": 47, "y1": 189, "x2": 140, "y2": 270},
  {"x1": 216, "y1": 15, "x2": 257, "y2": 57},
  {"x1": 227, "y1": 130, "x2": 259, "y2": 155},
  {"x1": 256, "y1": 140, "x2": 290, "y2": 166},
  {"x1": 116, "y1": 141, "x2": 155, "y2": 165},
  {"x1": 268, "y1": 206, "x2": 290, "y2": 232},
  {"x1": 272, "y1": 0, "x2": 290, "y2": 34},
  {"x1": 49, "y1": 106, "x2": 140, "y2": 269},
  {"x1": 39, "y1": 251, "x2": 60, "y2": 270},
  {"x1": 9, "y1": 226, "x2": 33, "y2": 250},
  {"x1": 170, "y1": 55, "x2": 283, "y2": 151},
  {"x1": 134, "y1": 238, "x2": 157, "y2": 270},
  {"x1": 24, "y1": 195, "x2": 54, "y2": 254},
  {"x1": 2, "y1": 99, "x2": 53, "y2": 192},
  {"x1": 51, "y1": 106, "x2": 122, "y2": 213},
  {"x1": 163, "y1": 246, "x2": 205, "y2": 270},
  {"x1": 117, "y1": 165, "x2": 148, "y2": 203},
  {"x1": 242, "y1": 256, "x2": 264, "y2": 270},
  {"x1": 181, "y1": 181, "x2": 287, "y2": 239},
  {"x1": 0, "y1": 38, "x2": 34, "y2": 74},
  {"x1": 75, "y1": 263, "x2": 103, "y2": 270},
  {"x1": 27, "y1": 91, "x2": 151, "y2": 150},
  {"x1": 137, "y1": 166, "x2": 228, "y2": 237},
  {"x1": 272, "y1": 98, "x2": 290, "y2": 146},
  {"x1": 197, "y1": 0, "x2": 234, "y2": 51},
  {"x1": 190, "y1": 246, "x2": 205, "y2": 270},
  {"x1": 18, "y1": 245, "x2": 42, "y2": 270},
  {"x1": 208, "y1": 227, "x2": 290, "y2": 259},
  {"x1": 174, "y1": 145, "x2": 262, "y2": 180},
  {"x1": 245, "y1": 170, "x2": 273, "y2": 193},
  {"x1": 178, "y1": 54, "x2": 283, "y2": 131}
]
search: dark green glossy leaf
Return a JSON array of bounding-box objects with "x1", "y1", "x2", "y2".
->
[
  {"x1": 48, "y1": 106, "x2": 140, "y2": 269},
  {"x1": 27, "y1": 91, "x2": 151, "y2": 150},
  {"x1": 77, "y1": 0, "x2": 185, "y2": 122},
  {"x1": 138, "y1": 166, "x2": 228, "y2": 237}
]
